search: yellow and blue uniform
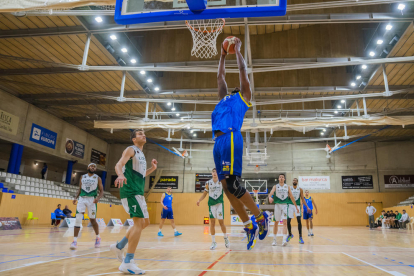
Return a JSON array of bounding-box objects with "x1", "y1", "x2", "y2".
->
[
  {"x1": 303, "y1": 196, "x2": 313, "y2": 220},
  {"x1": 212, "y1": 92, "x2": 252, "y2": 180},
  {"x1": 161, "y1": 193, "x2": 174, "y2": 219}
]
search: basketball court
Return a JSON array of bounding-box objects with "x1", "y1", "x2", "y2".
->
[{"x1": 1, "y1": 0, "x2": 414, "y2": 275}]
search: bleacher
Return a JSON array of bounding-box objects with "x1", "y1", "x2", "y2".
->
[
  {"x1": 0, "y1": 172, "x2": 122, "y2": 205},
  {"x1": 397, "y1": 195, "x2": 414, "y2": 206}
]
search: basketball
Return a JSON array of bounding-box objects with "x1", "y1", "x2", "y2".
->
[{"x1": 222, "y1": 36, "x2": 238, "y2": 54}]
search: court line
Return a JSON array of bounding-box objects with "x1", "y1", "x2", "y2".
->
[
  {"x1": 199, "y1": 250, "x2": 231, "y2": 276},
  {"x1": 90, "y1": 268, "x2": 272, "y2": 276},
  {"x1": 341, "y1": 252, "x2": 406, "y2": 276},
  {"x1": 0, "y1": 256, "x2": 40, "y2": 264},
  {"x1": 0, "y1": 250, "x2": 109, "y2": 273}
]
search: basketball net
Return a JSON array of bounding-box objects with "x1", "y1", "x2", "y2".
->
[
  {"x1": 253, "y1": 190, "x2": 259, "y2": 205},
  {"x1": 186, "y1": 19, "x2": 225, "y2": 59},
  {"x1": 254, "y1": 164, "x2": 260, "y2": 174}
]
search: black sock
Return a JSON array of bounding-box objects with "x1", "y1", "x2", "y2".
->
[
  {"x1": 287, "y1": 218, "x2": 292, "y2": 236},
  {"x1": 297, "y1": 217, "x2": 302, "y2": 238}
]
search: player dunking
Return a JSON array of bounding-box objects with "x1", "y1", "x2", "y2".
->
[
  {"x1": 158, "y1": 186, "x2": 182, "y2": 237},
  {"x1": 303, "y1": 190, "x2": 318, "y2": 236},
  {"x1": 268, "y1": 174, "x2": 299, "y2": 246},
  {"x1": 197, "y1": 168, "x2": 230, "y2": 250},
  {"x1": 212, "y1": 37, "x2": 269, "y2": 250},
  {"x1": 286, "y1": 177, "x2": 310, "y2": 244},
  {"x1": 110, "y1": 129, "x2": 158, "y2": 274},
  {"x1": 70, "y1": 163, "x2": 103, "y2": 250}
]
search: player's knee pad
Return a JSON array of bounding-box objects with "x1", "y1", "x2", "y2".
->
[
  {"x1": 75, "y1": 213, "x2": 83, "y2": 227},
  {"x1": 226, "y1": 175, "x2": 246, "y2": 199}
]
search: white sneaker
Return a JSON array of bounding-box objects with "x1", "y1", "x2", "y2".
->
[
  {"x1": 282, "y1": 241, "x2": 288, "y2": 247},
  {"x1": 224, "y1": 237, "x2": 230, "y2": 248},
  {"x1": 210, "y1": 242, "x2": 217, "y2": 250},
  {"x1": 70, "y1": 241, "x2": 77, "y2": 250},
  {"x1": 119, "y1": 260, "x2": 145, "y2": 275},
  {"x1": 272, "y1": 240, "x2": 277, "y2": 246},
  {"x1": 110, "y1": 244, "x2": 125, "y2": 263}
]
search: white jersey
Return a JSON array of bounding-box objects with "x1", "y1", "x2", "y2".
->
[
  {"x1": 274, "y1": 183, "x2": 289, "y2": 204},
  {"x1": 290, "y1": 185, "x2": 301, "y2": 203},
  {"x1": 206, "y1": 179, "x2": 224, "y2": 205},
  {"x1": 80, "y1": 173, "x2": 98, "y2": 197}
]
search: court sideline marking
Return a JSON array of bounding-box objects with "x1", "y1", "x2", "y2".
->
[
  {"x1": 198, "y1": 250, "x2": 231, "y2": 276},
  {"x1": 90, "y1": 268, "x2": 272, "y2": 276},
  {"x1": 341, "y1": 252, "x2": 406, "y2": 276},
  {"x1": 0, "y1": 250, "x2": 109, "y2": 273}
]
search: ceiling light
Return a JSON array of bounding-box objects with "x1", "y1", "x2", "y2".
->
[
  {"x1": 398, "y1": 3, "x2": 405, "y2": 10},
  {"x1": 320, "y1": 132, "x2": 324, "y2": 135},
  {"x1": 362, "y1": 65, "x2": 367, "y2": 70},
  {"x1": 154, "y1": 87, "x2": 160, "y2": 91},
  {"x1": 167, "y1": 102, "x2": 171, "y2": 106},
  {"x1": 334, "y1": 111, "x2": 338, "y2": 114},
  {"x1": 369, "y1": 51, "x2": 375, "y2": 57},
  {"x1": 181, "y1": 117, "x2": 184, "y2": 121},
  {"x1": 386, "y1": 24, "x2": 393, "y2": 31},
  {"x1": 190, "y1": 130, "x2": 194, "y2": 133},
  {"x1": 147, "y1": 78, "x2": 153, "y2": 83},
  {"x1": 356, "y1": 75, "x2": 361, "y2": 80},
  {"x1": 121, "y1": 48, "x2": 127, "y2": 53},
  {"x1": 341, "y1": 100, "x2": 345, "y2": 103},
  {"x1": 171, "y1": 107, "x2": 176, "y2": 111},
  {"x1": 323, "y1": 129, "x2": 326, "y2": 132},
  {"x1": 193, "y1": 134, "x2": 197, "y2": 137},
  {"x1": 95, "y1": 17, "x2": 103, "y2": 23},
  {"x1": 130, "y1": 59, "x2": 136, "y2": 64},
  {"x1": 35, "y1": 161, "x2": 38, "y2": 166},
  {"x1": 377, "y1": 39, "x2": 383, "y2": 45},
  {"x1": 140, "y1": 70, "x2": 146, "y2": 75},
  {"x1": 351, "y1": 82, "x2": 356, "y2": 87},
  {"x1": 187, "y1": 126, "x2": 190, "y2": 129},
  {"x1": 176, "y1": 113, "x2": 179, "y2": 116},
  {"x1": 337, "y1": 105, "x2": 341, "y2": 108},
  {"x1": 110, "y1": 35, "x2": 117, "y2": 40}
]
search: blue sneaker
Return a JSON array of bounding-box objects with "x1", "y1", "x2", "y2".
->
[
  {"x1": 174, "y1": 231, "x2": 182, "y2": 236},
  {"x1": 157, "y1": 231, "x2": 164, "y2": 237},
  {"x1": 254, "y1": 211, "x2": 270, "y2": 240},
  {"x1": 244, "y1": 222, "x2": 259, "y2": 250},
  {"x1": 299, "y1": 237, "x2": 304, "y2": 244},
  {"x1": 311, "y1": 233, "x2": 314, "y2": 237},
  {"x1": 286, "y1": 234, "x2": 294, "y2": 242}
]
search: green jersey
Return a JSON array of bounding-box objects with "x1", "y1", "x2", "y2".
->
[
  {"x1": 206, "y1": 179, "x2": 223, "y2": 206},
  {"x1": 120, "y1": 145, "x2": 146, "y2": 199},
  {"x1": 287, "y1": 185, "x2": 301, "y2": 205},
  {"x1": 273, "y1": 183, "x2": 290, "y2": 204},
  {"x1": 396, "y1": 213, "x2": 402, "y2": 220},
  {"x1": 79, "y1": 173, "x2": 99, "y2": 197}
]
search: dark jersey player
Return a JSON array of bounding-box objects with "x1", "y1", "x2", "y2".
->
[{"x1": 212, "y1": 37, "x2": 269, "y2": 250}]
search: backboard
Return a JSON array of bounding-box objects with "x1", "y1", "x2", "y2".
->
[{"x1": 114, "y1": 0, "x2": 287, "y2": 25}]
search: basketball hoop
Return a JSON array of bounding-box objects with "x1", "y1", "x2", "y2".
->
[
  {"x1": 254, "y1": 164, "x2": 260, "y2": 174},
  {"x1": 186, "y1": 19, "x2": 225, "y2": 59},
  {"x1": 253, "y1": 189, "x2": 259, "y2": 205}
]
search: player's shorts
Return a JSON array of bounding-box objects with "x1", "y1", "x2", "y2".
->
[
  {"x1": 288, "y1": 204, "x2": 301, "y2": 219},
  {"x1": 209, "y1": 203, "x2": 224, "y2": 219},
  {"x1": 121, "y1": 194, "x2": 149, "y2": 219},
  {"x1": 161, "y1": 208, "x2": 174, "y2": 219},
  {"x1": 303, "y1": 209, "x2": 313, "y2": 220},
  {"x1": 77, "y1": 196, "x2": 97, "y2": 219},
  {"x1": 213, "y1": 131, "x2": 243, "y2": 181},
  {"x1": 274, "y1": 203, "x2": 288, "y2": 221}
]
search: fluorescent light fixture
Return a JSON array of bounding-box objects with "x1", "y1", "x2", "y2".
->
[
  {"x1": 110, "y1": 35, "x2": 117, "y2": 40},
  {"x1": 171, "y1": 107, "x2": 176, "y2": 111},
  {"x1": 351, "y1": 82, "x2": 356, "y2": 87},
  {"x1": 398, "y1": 3, "x2": 405, "y2": 10},
  {"x1": 341, "y1": 100, "x2": 345, "y2": 103},
  {"x1": 167, "y1": 102, "x2": 171, "y2": 106},
  {"x1": 356, "y1": 75, "x2": 361, "y2": 80},
  {"x1": 334, "y1": 111, "x2": 338, "y2": 114},
  {"x1": 320, "y1": 132, "x2": 324, "y2": 135},
  {"x1": 362, "y1": 65, "x2": 367, "y2": 70},
  {"x1": 95, "y1": 17, "x2": 103, "y2": 23},
  {"x1": 369, "y1": 51, "x2": 375, "y2": 57},
  {"x1": 323, "y1": 129, "x2": 326, "y2": 132},
  {"x1": 176, "y1": 113, "x2": 179, "y2": 116},
  {"x1": 377, "y1": 39, "x2": 383, "y2": 45},
  {"x1": 147, "y1": 78, "x2": 153, "y2": 83},
  {"x1": 187, "y1": 126, "x2": 190, "y2": 129},
  {"x1": 337, "y1": 105, "x2": 341, "y2": 108},
  {"x1": 181, "y1": 117, "x2": 184, "y2": 120},
  {"x1": 154, "y1": 87, "x2": 160, "y2": 91},
  {"x1": 130, "y1": 59, "x2": 136, "y2": 64},
  {"x1": 193, "y1": 134, "x2": 197, "y2": 137},
  {"x1": 386, "y1": 24, "x2": 393, "y2": 31},
  {"x1": 190, "y1": 130, "x2": 194, "y2": 133},
  {"x1": 140, "y1": 70, "x2": 146, "y2": 75},
  {"x1": 121, "y1": 48, "x2": 127, "y2": 53}
]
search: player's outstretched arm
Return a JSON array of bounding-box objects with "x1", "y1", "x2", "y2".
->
[
  {"x1": 217, "y1": 44, "x2": 228, "y2": 100},
  {"x1": 234, "y1": 38, "x2": 251, "y2": 102},
  {"x1": 94, "y1": 177, "x2": 104, "y2": 203},
  {"x1": 313, "y1": 198, "x2": 318, "y2": 215},
  {"x1": 197, "y1": 184, "x2": 208, "y2": 206},
  {"x1": 268, "y1": 185, "x2": 276, "y2": 204},
  {"x1": 114, "y1": 147, "x2": 134, "y2": 188}
]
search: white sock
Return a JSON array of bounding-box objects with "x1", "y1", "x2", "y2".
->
[
  {"x1": 174, "y1": 229, "x2": 177, "y2": 233},
  {"x1": 73, "y1": 237, "x2": 77, "y2": 242},
  {"x1": 273, "y1": 234, "x2": 277, "y2": 241},
  {"x1": 283, "y1": 234, "x2": 287, "y2": 241},
  {"x1": 243, "y1": 220, "x2": 252, "y2": 226},
  {"x1": 159, "y1": 229, "x2": 162, "y2": 232},
  {"x1": 211, "y1": 235, "x2": 216, "y2": 242},
  {"x1": 96, "y1": 234, "x2": 100, "y2": 238},
  {"x1": 310, "y1": 229, "x2": 313, "y2": 234},
  {"x1": 223, "y1": 233, "x2": 228, "y2": 238}
]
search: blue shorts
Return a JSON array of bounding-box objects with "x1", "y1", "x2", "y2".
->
[
  {"x1": 303, "y1": 209, "x2": 313, "y2": 220},
  {"x1": 213, "y1": 131, "x2": 243, "y2": 181},
  {"x1": 161, "y1": 208, "x2": 174, "y2": 219}
]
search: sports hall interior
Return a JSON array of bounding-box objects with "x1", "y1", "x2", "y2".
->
[{"x1": 0, "y1": 0, "x2": 414, "y2": 275}]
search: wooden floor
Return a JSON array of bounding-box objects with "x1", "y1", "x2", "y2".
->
[{"x1": 0, "y1": 224, "x2": 413, "y2": 276}]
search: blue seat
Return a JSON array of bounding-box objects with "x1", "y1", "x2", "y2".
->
[
  {"x1": 2, "y1": 188, "x2": 8, "y2": 193},
  {"x1": 8, "y1": 190, "x2": 14, "y2": 193},
  {"x1": 0, "y1": 183, "x2": 3, "y2": 189}
]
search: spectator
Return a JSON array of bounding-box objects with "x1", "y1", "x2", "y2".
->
[
  {"x1": 41, "y1": 163, "x2": 48, "y2": 180},
  {"x1": 394, "y1": 211, "x2": 402, "y2": 229},
  {"x1": 399, "y1": 210, "x2": 410, "y2": 229},
  {"x1": 381, "y1": 211, "x2": 389, "y2": 229},
  {"x1": 54, "y1": 204, "x2": 66, "y2": 227},
  {"x1": 366, "y1": 203, "x2": 376, "y2": 230},
  {"x1": 63, "y1": 205, "x2": 73, "y2": 218},
  {"x1": 389, "y1": 210, "x2": 396, "y2": 228}
]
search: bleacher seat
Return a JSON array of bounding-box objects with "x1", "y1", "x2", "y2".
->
[
  {"x1": 10, "y1": 174, "x2": 16, "y2": 178},
  {"x1": 35, "y1": 179, "x2": 39, "y2": 183},
  {"x1": 35, "y1": 193, "x2": 39, "y2": 196},
  {"x1": 34, "y1": 183, "x2": 39, "y2": 188},
  {"x1": 24, "y1": 191, "x2": 29, "y2": 195},
  {"x1": 30, "y1": 192, "x2": 34, "y2": 195},
  {"x1": 17, "y1": 175, "x2": 21, "y2": 179},
  {"x1": 1, "y1": 172, "x2": 6, "y2": 177},
  {"x1": 15, "y1": 184, "x2": 20, "y2": 190},
  {"x1": 26, "y1": 177, "x2": 31, "y2": 181},
  {"x1": 22, "y1": 176, "x2": 26, "y2": 180},
  {"x1": 5, "y1": 178, "x2": 10, "y2": 183},
  {"x1": 16, "y1": 180, "x2": 20, "y2": 184},
  {"x1": 2, "y1": 188, "x2": 8, "y2": 192},
  {"x1": 30, "y1": 187, "x2": 34, "y2": 192},
  {"x1": 35, "y1": 188, "x2": 39, "y2": 193}
]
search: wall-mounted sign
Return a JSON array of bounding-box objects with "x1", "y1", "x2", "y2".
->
[
  {"x1": 0, "y1": 109, "x2": 19, "y2": 136},
  {"x1": 195, "y1": 173, "x2": 212, "y2": 192},
  {"x1": 342, "y1": 175, "x2": 374, "y2": 189},
  {"x1": 91, "y1": 148, "x2": 106, "y2": 166},
  {"x1": 65, "y1": 138, "x2": 85, "y2": 159},
  {"x1": 298, "y1": 176, "x2": 330, "y2": 190},
  {"x1": 150, "y1": 176, "x2": 178, "y2": 189},
  {"x1": 384, "y1": 175, "x2": 414, "y2": 188},
  {"x1": 29, "y1": 123, "x2": 57, "y2": 149}
]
